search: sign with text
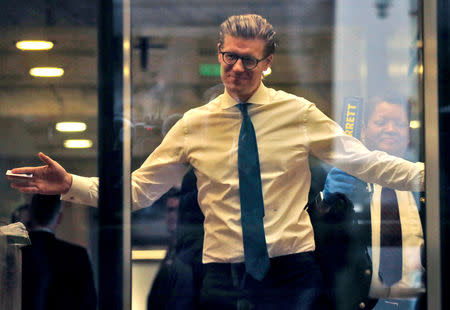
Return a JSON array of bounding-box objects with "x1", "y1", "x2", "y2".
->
[{"x1": 340, "y1": 96, "x2": 363, "y2": 140}]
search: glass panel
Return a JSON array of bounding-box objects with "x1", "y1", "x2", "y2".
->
[
  {"x1": 0, "y1": 0, "x2": 431, "y2": 309},
  {"x1": 129, "y1": 1, "x2": 426, "y2": 310},
  {"x1": 332, "y1": 2, "x2": 425, "y2": 309},
  {"x1": 0, "y1": 1, "x2": 98, "y2": 309}
]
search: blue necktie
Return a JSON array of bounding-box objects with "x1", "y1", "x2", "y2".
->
[
  {"x1": 379, "y1": 187, "x2": 403, "y2": 286},
  {"x1": 237, "y1": 103, "x2": 270, "y2": 281}
]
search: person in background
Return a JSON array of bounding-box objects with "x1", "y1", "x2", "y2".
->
[
  {"x1": 10, "y1": 203, "x2": 31, "y2": 231},
  {"x1": 146, "y1": 189, "x2": 186, "y2": 310},
  {"x1": 21, "y1": 194, "x2": 97, "y2": 310},
  {"x1": 9, "y1": 15, "x2": 424, "y2": 309},
  {"x1": 147, "y1": 170, "x2": 205, "y2": 310},
  {"x1": 321, "y1": 94, "x2": 425, "y2": 310}
]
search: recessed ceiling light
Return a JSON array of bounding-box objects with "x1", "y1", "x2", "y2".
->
[
  {"x1": 56, "y1": 122, "x2": 87, "y2": 132},
  {"x1": 263, "y1": 67, "x2": 272, "y2": 77},
  {"x1": 410, "y1": 120, "x2": 421, "y2": 129},
  {"x1": 16, "y1": 40, "x2": 54, "y2": 51},
  {"x1": 64, "y1": 139, "x2": 93, "y2": 149},
  {"x1": 29, "y1": 67, "x2": 64, "y2": 77}
]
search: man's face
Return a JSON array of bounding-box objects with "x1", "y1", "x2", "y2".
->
[
  {"x1": 218, "y1": 35, "x2": 273, "y2": 102},
  {"x1": 362, "y1": 101, "x2": 410, "y2": 157}
]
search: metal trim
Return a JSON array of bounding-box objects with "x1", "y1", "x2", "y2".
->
[
  {"x1": 122, "y1": 0, "x2": 132, "y2": 309},
  {"x1": 423, "y1": 0, "x2": 441, "y2": 309},
  {"x1": 97, "y1": 0, "x2": 131, "y2": 309}
]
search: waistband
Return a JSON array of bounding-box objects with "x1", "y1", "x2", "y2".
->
[{"x1": 204, "y1": 251, "x2": 315, "y2": 271}]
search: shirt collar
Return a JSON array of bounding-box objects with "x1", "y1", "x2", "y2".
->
[
  {"x1": 31, "y1": 227, "x2": 54, "y2": 234},
  {"x1": 220, "y1": 82, "x2": 270, "y2": 110}
]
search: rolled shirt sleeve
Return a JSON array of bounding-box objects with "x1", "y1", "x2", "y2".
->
[{"x1": 62, "y1": 116, "x2": 190, "y2": 209}]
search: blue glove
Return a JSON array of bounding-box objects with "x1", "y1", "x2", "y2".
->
[{"x1": 322, "y1": 168, "x2": 364, "y2": 204}]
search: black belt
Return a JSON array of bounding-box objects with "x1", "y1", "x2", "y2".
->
[{"x1": 205, "y1": 251, "x2": 315, "y2": 273}]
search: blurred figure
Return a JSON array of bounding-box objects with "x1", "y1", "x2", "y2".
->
[
  {"x1": 173, "y1": 169, "x2": 205, "y2": 308},
  {"x1": 10, "y1": 204, "x2": 31, "y2": 231},
  {"x1": 165, "y1": 191, "x2": 181, "y2": 237},
  {"x1": 21, "y1": 194, "x2": 97, "y2": 310},
  {"x1": 321, "y1": 94, "x2": 425, "y2": 310},
  {"x1": 146, "y1": 188, "x2": 186, "y2": 310},
  {"x1": 147, "y1": 170, "x2": 205, "y2": 310}
]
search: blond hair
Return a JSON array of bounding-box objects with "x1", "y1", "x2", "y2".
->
[{"x1": 218, "y1": 14, "x2": 277, "y2": 57}]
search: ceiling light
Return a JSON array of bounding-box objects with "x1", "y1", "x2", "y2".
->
[
  {"x1": 56, "y1": 122, "x2": 87, "y2": 132},
  {"x1": 410, "y1": 120, "x2": 421, "y2": 129},
  {"x1": 29, "y1": 67, "x2": 64, "y2": 77},
  {"x1": 16, "y1": 40, "x2": 54, "y2": 51},
  {"x1": 64, "y1": 139, "x2": 93, "y2": 149},
  {"x1": 263, "y1": 67, "x2": 272, "y2": 77}
]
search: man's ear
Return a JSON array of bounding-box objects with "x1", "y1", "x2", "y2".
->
[
  {"x1": 217, "y1": 43, "x2": 222, "y2": 62},
  {"x1": 263, "y1": 54, "x2": 273, "y2": 70}
]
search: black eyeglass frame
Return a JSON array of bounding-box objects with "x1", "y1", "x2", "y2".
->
[{"x1": 219, "y1": 51, "x2": 269, "y2": 70}]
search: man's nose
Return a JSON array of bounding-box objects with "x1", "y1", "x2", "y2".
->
[{"x1": 232, "y1": 58, "x2": 246, "y2": 72}]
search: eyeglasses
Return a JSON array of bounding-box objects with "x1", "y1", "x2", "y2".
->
[{"x1": 219, "y1": 51, "x2": 268, "y2": 70}]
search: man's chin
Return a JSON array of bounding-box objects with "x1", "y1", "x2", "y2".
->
[
  {"x1": 226, "y1": 80, "x2": 244, "y2": 89},
  {"x1": 226, "y1": 85, "x2": 245, "y2": 96}
]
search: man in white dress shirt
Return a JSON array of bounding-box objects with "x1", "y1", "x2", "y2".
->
[{"x1": 9, "y1": 15, "x2": 424, "y2": 310}]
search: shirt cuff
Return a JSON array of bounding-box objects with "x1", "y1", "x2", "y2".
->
[
  {"x1": 415, "y1": 162, "x2": 425, "y2": 192},
  {"x1": 61, "y1": 174, "x2": 98, "y2": 206}
]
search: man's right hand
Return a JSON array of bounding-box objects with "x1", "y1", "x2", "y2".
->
[{"x1": 8, "y1": 152, "x2": 72, "y2": 195}]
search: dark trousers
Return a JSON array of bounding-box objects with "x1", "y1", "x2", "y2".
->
[{"x1": 199, "y1": 251, "x2": 329, "y2": 310}]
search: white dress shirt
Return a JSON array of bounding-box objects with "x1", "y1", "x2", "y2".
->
[
  {"x1": 62, "y1": 83, "x2": 424, "y2": 264},
  {"x1": 369, "y1": 184, "x2": 425, "y2": 298}
]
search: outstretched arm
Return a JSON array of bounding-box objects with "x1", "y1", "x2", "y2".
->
[
  {"x1": 8, "y1": 115, "x2": 189, "y2": 209},
  {"x1": 305, "y1": 103, "x2": 423, "y2": 192},
  {"x1": 8, "y1": 152, "x2": 73, "y2": 195}
]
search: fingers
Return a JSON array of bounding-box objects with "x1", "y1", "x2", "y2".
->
[
  {"x1": 38, "y1": 152, "x2": 54, "y2": 166},
  {"x1": 10, "y1": 167, "x2": 40, "y2": 175},
  {"x1": 329, "y1": 168, "x2": 349, "y2": 177},
  {"x1": 335, "y1": 184, "x2": 354, "y2": 194},
  {"x1": 334, "y1": 174, "x2": 357, "y2": 183},
  {"x1": 10, "y1": 182, "x2": 40, "y2": 194},
  {"x1": 9, "y1": 152, "x2": 52, "y2": 174},
  {"x1": 329, "y1": 169, "x2": 357, "y2": 182}
]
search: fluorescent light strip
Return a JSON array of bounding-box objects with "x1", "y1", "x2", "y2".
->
[
  {"x1": 132, "y1": 249, "x2": 167, "y2": 260},
  {"x1": 30, "y1": 67, "x2": 64, "y2": 77},
  {"x1": 64, "y1": 139, "x2": 93, "y2": 149},
  {"x1": 16, "y1": 40, "x2": 54, "y2": 51},
  {"x1": 56, "y1": 122, "x2": 87, "y2": 132}
]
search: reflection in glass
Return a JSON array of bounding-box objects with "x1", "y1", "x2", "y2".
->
[{"x1": 0, "y1": 1, "x2": 99, "y2": 309}]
